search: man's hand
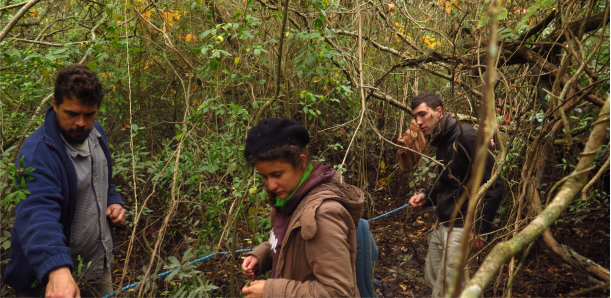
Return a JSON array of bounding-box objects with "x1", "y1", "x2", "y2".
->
[
  {"x1": 409, "y1": 192, "x2": 426, "y2": 210},
  {"x1": 241, "y1": 255, "x2": 260, "y2": 280},
  {"x1": 242, "y1": 280, "x2": 265, "y2": 298},
  {"x1": 106, "y1": 204, "x2": 126, "y2": 225},
  {"x1": 45, "y1": 267, "x2": 80, "y2": 298},
  {"x1": 470, "y1": 233, "x2": 485, "y2": 251}
]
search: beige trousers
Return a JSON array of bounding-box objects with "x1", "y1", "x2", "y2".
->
[
  {"x1": 424, "y1": 224, "x2": 471, "y2": 298},
  {"x1": 17, "y1": 269, "x2": 112, "y2": 298}
]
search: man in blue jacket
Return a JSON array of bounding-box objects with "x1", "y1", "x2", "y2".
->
[{"x1": 3, "y1": 65, "x2": 125, "y2": 297}]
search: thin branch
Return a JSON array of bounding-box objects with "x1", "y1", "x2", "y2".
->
[
  {"x1": 0, "y1": 1, "x2": 27, "y2": 12},
  {"x1": 253, "y1": 0, "x2": 290, "y2": 123},
  {"x1": 0, "y1": 0, "x2": 42, "y2": 43}
]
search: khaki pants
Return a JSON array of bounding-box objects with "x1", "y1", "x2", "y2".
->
[
  {"x1": 424, "y1": 224, "x2": 471, "y2": 298},
  {"x1": 17, "y1": 269, "x2": 112, "y2": 298}
]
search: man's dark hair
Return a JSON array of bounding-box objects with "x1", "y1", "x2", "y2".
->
[
  {"x1": 410, "y1": 93, "x2": 443, "y2": 111},
  {"x1": 54, "y1": 64, "x2": 104, "y2": 107}
]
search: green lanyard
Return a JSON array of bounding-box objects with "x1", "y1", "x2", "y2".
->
[{"x1": 276, "y1": 163, "x2": 313, "y2": 207}]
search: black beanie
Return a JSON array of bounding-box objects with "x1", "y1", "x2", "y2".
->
[{"x1": 244, "y1": 117, "x2": 310, "y2": 161}]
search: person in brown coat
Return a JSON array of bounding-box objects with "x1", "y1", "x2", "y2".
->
[{"x1": 240, "y1": 117, "x2": 364, "y2": 298}]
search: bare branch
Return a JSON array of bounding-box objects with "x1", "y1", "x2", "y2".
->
[
  {"x1": 0, "y1": 0, "x2": 42, "y2": 43},
  {"x1": 0, "y1": 1, "x2": 28, "y2": 12}
]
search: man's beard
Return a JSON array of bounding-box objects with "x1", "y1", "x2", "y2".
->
[{"x1": 56, "y1": 119, "x2": 92, "y2": 145}]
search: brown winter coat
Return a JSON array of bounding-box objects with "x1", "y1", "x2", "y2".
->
[{"x1": 249, "y1": 172, "x2": 364, "y2": 298}]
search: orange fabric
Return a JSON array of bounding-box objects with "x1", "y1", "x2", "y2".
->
[{"x1": 396, "y1": 121, "x2": 427, "y2": 172}]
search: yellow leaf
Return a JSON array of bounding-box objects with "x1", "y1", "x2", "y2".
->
[
  {"x1": 217, "y1": 35, "x2": 224, "y2": 42},
  {"x1": 395, "y1": 22, "x2": 401, "y2": 27},
  {"x1": 445, "y1": 1, "x2": 452, "y2": 14},
  {"x1": 380, "y1": 160, "x2": 388, "y2": 173},
  {"x1": 142, "y1": 10, "x2": 151, "y2": 20},
  {"x1": 185, "y1": 33, "x2": 196, "y2": 42},
  {"x1": 378, "y1": 178, "x2": 388, "y2": 186},
  {"x1": 234, "y1": 57, "x2": 240, "y2": 64}
]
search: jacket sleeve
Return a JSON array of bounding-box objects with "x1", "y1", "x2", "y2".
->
[
  {"x1": 423, "y1": 185, "x2": 440, "y2": 207},
  {"x1": 14, "y1": 147, "x2": 73, "y2": 282},
  {"x1": 459, "y1": 128, "x2": 504, "y2": 234},
  {"x1": 476, "y1": 150, "x2": 504, "y2": 234},
  {"x1": 249, "y1": 242, "x2": 273, "y2": 275},
  {"x1": 263, "y1": 202, "x2": 356, "y2": 298},
  {"x1": 106, "y1": 180, "x2": 123, "y2": 207}
]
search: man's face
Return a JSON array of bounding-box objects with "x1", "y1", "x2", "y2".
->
[
  {"x1": 53, "y1": 97, "x2": 98, "y2": 145},
  {"x1": 411, "y1": 102, "x2": 443, "y2": 136}
]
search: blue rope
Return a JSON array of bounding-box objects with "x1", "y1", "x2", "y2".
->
[
  {"x1": 101, "y1": 248, "x2": 253, "y2": 298},
  {"x1": 367, "y1": 203, "x2": 410, "y2": 222},
  {"x1": 102, "y1": 204, "x2": 410, "y2": 298}
]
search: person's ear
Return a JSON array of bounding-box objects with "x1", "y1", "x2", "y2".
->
[
  {"x1": 52, "y1": 97, "x2": 58, "y2": 112},
  {"x1": 436, "y1": 106, "x2": 443, "y2": 118},
  {"x1": 299, "y1": 154, "x2": 307, "y2": 169}
]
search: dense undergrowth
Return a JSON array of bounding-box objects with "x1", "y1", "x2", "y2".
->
[{"x1": 1, "y1": 0, "x2": 609, "y2": 296}]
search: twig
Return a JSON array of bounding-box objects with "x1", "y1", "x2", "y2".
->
[
  {"x1": 566, "y1": 282, "x2": 610, "y2": 297},
  {"x1": 0, "y1": 1, "x2": 27, "y2": 12},
  {"x1": 253, "y1": 0, "x2": 290, "y2": 123},
  {"x1": 339, "y1": 0, "x2": 367, "y2": 182},
  {"x1": 581, "y1": 154, "x2": 610, "y2": 201}
]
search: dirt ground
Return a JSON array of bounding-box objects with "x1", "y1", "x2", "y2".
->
[
  {"x1": 5, "y1": 177, "x2": 607, "y2": 297},
  {"x1": 107, "y1": 192, "x2": 609, "y2": 298},
  {"x1": 367, "y1": 196, "x2": 610, "y2": 298}
]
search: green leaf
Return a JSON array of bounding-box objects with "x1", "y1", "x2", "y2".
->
[
  {"x1": 514, "y1": 0, "x2": 554, "y2": 33},
  {"x1": 17, "y1": 191, "x2": 26, "y2": 201},
  {"x1": 19, "y1": 156, "x2": 25, "y2": 168},
  {"x1": 24, "y1": 167, "x2": 35, "y2": 175},
  {"x1": 497, "y1": 8, "x2": 508, "y2": 20},
  {"x1": 3, "y1": 192, "x2": 17, "y2": 204}
]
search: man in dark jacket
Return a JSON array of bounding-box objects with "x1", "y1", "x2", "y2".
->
[
  {"x1": 3, "y1": 65, "x2": 125, "y2": 297},
  {"x1": 408, "y1": 93, "x2": 504, "y2": 298}
]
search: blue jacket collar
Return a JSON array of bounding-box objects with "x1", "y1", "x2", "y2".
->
[{"x1": 43, "y1": 106, "x2": 70, "y2": 163}]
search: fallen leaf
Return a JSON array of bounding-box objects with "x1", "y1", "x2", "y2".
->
[{"x1": 388, "y1": 3, "x2": 395, "y2": 13}]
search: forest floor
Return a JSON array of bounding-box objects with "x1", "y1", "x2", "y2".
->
[
  {"x1": 107, "y1": 188, "x2": 609, "y2": 298},
  {"x1": 367, "y1": 196, "x2": 610, "y2": 298}
]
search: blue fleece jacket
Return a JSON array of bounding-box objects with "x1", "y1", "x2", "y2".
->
[{"x1": 2, "y1": 107, "x2": 123, "y2": 297}]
